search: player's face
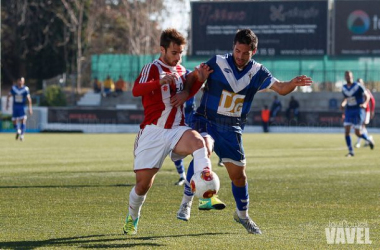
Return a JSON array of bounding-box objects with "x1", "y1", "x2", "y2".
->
[
  {"x1": 345, "y1": 72, "x2": 353, "y2": 84},
  {"x1": 161, "y1": 42, "x2": 184, "y2": 67},
  {"x1": 17, "y1": 78, "x2": 25, "y2": 87},
  {"x1": 232, "y1": 42, "x2": 255, "y2": 69}
]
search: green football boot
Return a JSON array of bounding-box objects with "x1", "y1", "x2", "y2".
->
[
  {"x1": 198, "y1": 195, "x2": 226, "y2": 210},
  {"x1": 123, "y1": 214, "x2": 139, "y2": 235}
]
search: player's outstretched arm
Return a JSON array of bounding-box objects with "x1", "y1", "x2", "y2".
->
[
  {"x1": 341, "y1": 98, "x2": 347, "y2": 110},
  {"x1": 270, "y1": 75, "x2": 312, "y2": 95},
  {"x1": 171, "y1": 63, "x2": 213, "y2": 107},
  {"x1": 27, "y1": 95, "x2": 33, "y2": 115}
]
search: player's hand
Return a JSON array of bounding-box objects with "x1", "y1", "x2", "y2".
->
[
  {"x1": 29, "y1": 108, "x2": 33, "y2": 115},
  {"x1": 160, "y1": 73, "x2": 178, "y2": 87},
  {"x1": 291, "y1": 75, "x2": 312, "y2": 87},
  {"x1": 194, "y1": 63, "x2": 213, "y2": 83},
  {"x1": 360, "y1": 103, "x2": 367, "y2": 109},
  {"x1": 370, "y1": 111, "x2": 375, "y2": 119},
  {"x1": 171, "y1": 91, "x2": 189, "y2": 107}
]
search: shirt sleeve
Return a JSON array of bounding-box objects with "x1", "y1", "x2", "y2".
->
[
  {"x1": 25, "y1": 86, "x2": 31, "y2": 97},
  {"x1": 132, "y1": 63, "x2": 161, "y2": 97},
  {"x1": 185, "y1": 62, "x2": 210, "y2": 99},
  {"x1": 205, "y1": 56, "x2": 217, "y2": 69},
  {"x1": 257, "y1": 65, "x2": 278, "y2": 91},
  {"x1": 358, "y1": 84, "x2": 366, "y2": 94},
  {"x1": 369, "y1": 92, "x2": 376, "y2": 112}
]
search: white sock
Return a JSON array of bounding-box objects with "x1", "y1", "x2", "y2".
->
[
  {"x1": 128, "y1": 186, "x2": 146, "y2": 220},
  {"x1": 181, "y1": 194, "x2": 194, "y2": 205},
  {"x1": 237, "y1": 208, "x2": 249, "y2": 219},
  {"x1": 180, "y1": 173, "x2": 186, "y2": 179},
  {"x1": 362, "y1": 127, "x2": 368, "y2": 135},
  {"x1": 193, "y1": 147, "x2": 211, "y2": 173}
]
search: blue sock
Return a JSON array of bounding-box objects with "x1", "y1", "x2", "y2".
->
[
  {"x1": 174, "y1": 159, "x2": 185, "y2": 175},
  {"x1": 345, "y1": 135, "x2": 353, "y2": 152},
  {"x1": 184, "y1": 160, "x2": 194, "y2": 196},
  {"x1": 360, "y1": 133, "x2": 370, "y2": 141},
  {"x1": 13, "y1": 123, "x2": 18, "y2": 131},
  {"x1": 20, "y1": 124, "x2": 26, "y2": 135},
  {"x1": 232, "y1": 182, "x2": 249, "y2": 211}
]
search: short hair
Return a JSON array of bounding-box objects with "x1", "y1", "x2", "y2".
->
[
  {"x1": 160, "y1": 28, "x2": 186, "y2": 50},
  {"x1": 234, "y1": 29, "x2": 258, "y2": 51}
]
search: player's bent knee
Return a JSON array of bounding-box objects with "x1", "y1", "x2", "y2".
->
[
  {"x1": 134, "y1": 183, "x2": 151, "y2": 196},
  {"x1": 232, "y1": 178, "x2": 247, "y2": 187},
  {"x1": 192, "y1": 137, "x2": 205, "y2": 150},
  {"x1": 180, "y1": 130, "x2": 205, "y2": 150},
  {"x1": 228, "y1": 170, "x2": 247, "y2": 186}
]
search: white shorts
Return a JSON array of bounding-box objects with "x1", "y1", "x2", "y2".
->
[
  {"x1": 134, "y1": 124, "x2": 191, "y2": 171},
  {"x1": 365, "y1": 111, "x2": 370, "y2": 125},
  {"x1": 11, "y1": 115, "x2": 27, "y2": 121}
]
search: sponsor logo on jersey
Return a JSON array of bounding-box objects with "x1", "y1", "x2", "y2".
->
[{"x1": 217, "y1": 90, "x2": 245, "y2": 117}]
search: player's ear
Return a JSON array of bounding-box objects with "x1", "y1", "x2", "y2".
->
[
  {"x1": 252, "y1": 48, "x2": 257, "y2": 56},
  {"x1": 160, "y1": 46, "x2": 166, "y2": 54}
]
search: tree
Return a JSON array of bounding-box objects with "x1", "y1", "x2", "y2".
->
[
  {"x1": 1, "y1": 0, "x2": 70, "y2": 88},
  {"x1": 1, "y1": 0, "x2": 182, "y2": 92}
]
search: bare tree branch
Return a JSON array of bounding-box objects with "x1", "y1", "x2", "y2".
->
[
  {"x1": 61, "y1": 0, "x2": 78, "y2": 25},
  {"x1": 17, "y1": 0, "x2": 28, "y2": 26}
]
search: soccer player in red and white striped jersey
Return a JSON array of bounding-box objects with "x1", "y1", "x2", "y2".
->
[{"x1": 123, "y1": 28, "x2": 225, "y2": 235}]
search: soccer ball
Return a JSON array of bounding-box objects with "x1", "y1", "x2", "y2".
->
[{"x1": 190, "y1": 168, "x2": 220, "y2": 198}]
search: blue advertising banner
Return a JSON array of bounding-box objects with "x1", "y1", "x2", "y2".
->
[
  {"x1": 334, "y1": 0, "x2": 380, "y2": 56},
  {"x1": 191, "y1": 1, "x2": 328, "y2": 57}
]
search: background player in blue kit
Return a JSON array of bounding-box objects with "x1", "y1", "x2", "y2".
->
[
  {"x1": 176, "y1": 29, "x2": 312, "y2": 234},
  {"x1": 6, "y1": 77, "x2": 33, "y2": 141},
  {"x1": 341, "y1": 71, "x2": 374, "y2": 157},
  {"x1": 173, "y1": 96, "x2": 196, "y2": 186}
]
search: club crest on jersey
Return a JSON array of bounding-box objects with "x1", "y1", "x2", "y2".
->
[
  {"x1": 223, "y1": 68, "x2": 232, "y2": 74},
  {"x1": 217, "y1": 90, "x2": 245, "y2": 117}
]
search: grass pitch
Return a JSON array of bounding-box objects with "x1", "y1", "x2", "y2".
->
[{"x1": 0, "y1": 133, "x2": 379, "y2": 249}]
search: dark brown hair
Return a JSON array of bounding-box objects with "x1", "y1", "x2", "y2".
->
[
  {"x1": 160, "y1": 28, "x2": 186, "y2": 50},
  {"x1": 234, "y1": 29, "x2": 258, "y2": 51}
]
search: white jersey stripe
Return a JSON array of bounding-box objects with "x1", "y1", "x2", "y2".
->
[
  {"x1": 140, "y1": 63, "x2": 152, "y2": 83},
  {"x1": 216, "y1": 55, "x2": 262, "y2": 93},
  {"x1": 12, "y1": 86, "x2": 29, "y2": 95},
  {"x1": 142, "y1": 63, "x2": 152, "y2": 83},
  {"x1": 155, "y1": 62, "x2": 173, "y2": 127}
]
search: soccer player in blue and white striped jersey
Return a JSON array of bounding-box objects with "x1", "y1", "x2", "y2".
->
[
  {"x1": 6, "y1": 77, "x2": 33, "y2": 141},
  {"x1": 177, "y1": 29, "x2": 312, "y2": 234},
  {"x1": 341, "y1": 71, "x2": 374, "y2": 156}
]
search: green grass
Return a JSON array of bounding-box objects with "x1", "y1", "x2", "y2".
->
[{"x1": 0, "y1": 133, "x2": 379, "y2": 249}]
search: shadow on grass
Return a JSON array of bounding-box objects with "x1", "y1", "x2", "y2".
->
[
  {"x1": 0, "y1": 184, "x2": 133, "y2": 189},
  {"x1": 0, "y1": 232, "x2": 228, "y2": 249}
]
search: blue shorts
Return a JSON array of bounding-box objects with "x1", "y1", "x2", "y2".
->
[
  {"x1": 185, "y1": 111, "x2": 194, "y2": 126},
  {"x1": 191, "y1": 114, "x2": 246, "y2": 166},
  {"x1": 12, "y1": 106, "x2": 26, "y2": 120},
  {"x1": 344, "y1": 108, "x2": 365, "y2": 129}
]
